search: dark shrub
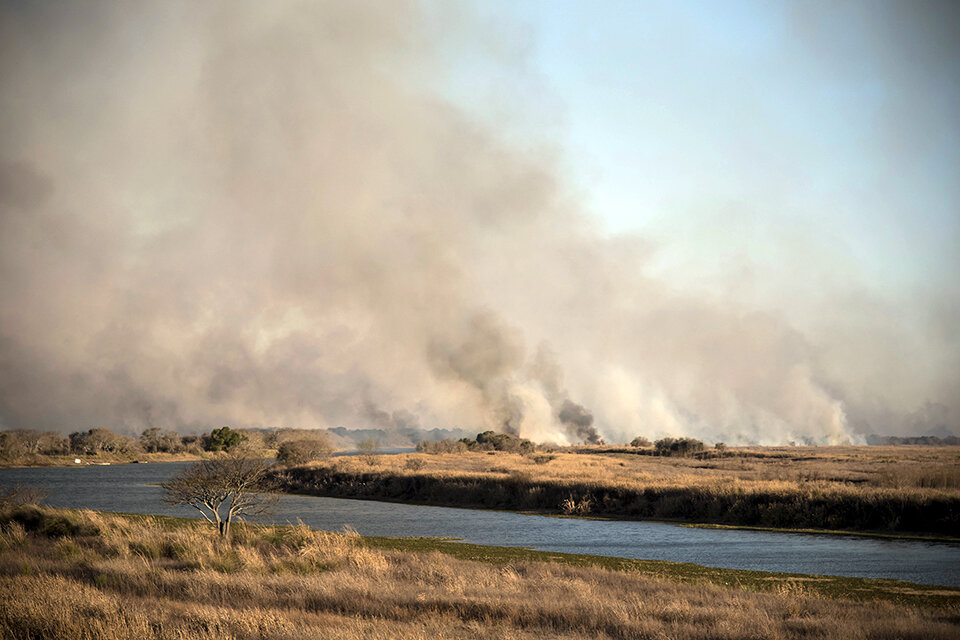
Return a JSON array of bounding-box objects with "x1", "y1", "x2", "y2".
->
[
  {"x1": 475, "y1": 431, "x2": 534, "y2": 453},
  {"x1": 654, "y1": 437, "x2": 705, "y2": 457},
  {"x1": 206, "y1": 426, "x2": 246, "y2": 452},
  {"x1": 3, "y1": 505, "x2": 99, "y2": 538}
]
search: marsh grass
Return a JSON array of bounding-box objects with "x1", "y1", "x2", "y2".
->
[
  {"x1": 273, "y1": 447, "x2": 960, "y2": 536},
  {"x1": 1, "y1": 507, "x2": 959, "y2": 639}
]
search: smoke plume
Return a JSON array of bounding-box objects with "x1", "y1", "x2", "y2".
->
[{"x1": 0, "y1": 1, "x2": 956, "y2": 444}]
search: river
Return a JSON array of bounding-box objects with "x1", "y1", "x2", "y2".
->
[{"x1": 2, "y1": 461, "x2": 959, "y2": 587}]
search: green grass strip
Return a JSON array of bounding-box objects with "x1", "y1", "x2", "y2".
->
[{"x1": 360, "y1": 534, "x2": 960, "y2": 609}]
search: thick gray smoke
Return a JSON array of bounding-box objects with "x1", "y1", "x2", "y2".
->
[
  {"x1": 558, "y1": 401, "x2": 599, "y2": 445},
  {"x1": 0, "y1": 1, "x2": 956, "y2": 444}
]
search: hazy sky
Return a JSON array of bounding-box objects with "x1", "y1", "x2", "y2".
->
[
  {"x1": 0, "y1": 1, "x2": 957, "y2": 443},
  {"x1": 446, "y1": 0, "x2": 959, "y2": 296}
]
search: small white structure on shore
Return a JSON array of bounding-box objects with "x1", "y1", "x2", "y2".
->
[{"x1": 74, "y1": 458, "x2": 81, "y2": 464}]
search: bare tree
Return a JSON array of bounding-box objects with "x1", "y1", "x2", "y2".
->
[
  {"x1": 140, "y1": 427, "x2": 184, "y2": 453},
  {"x1": 161, "y1": 455, "x2": 277, "y2": 539},
  {"x1": 69, "y1": 428, "x2": 139, "y2": 455}
]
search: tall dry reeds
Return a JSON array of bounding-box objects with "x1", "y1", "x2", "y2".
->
[{"x1": 272, "y1": 448, "x2": 960, "y2": 536}]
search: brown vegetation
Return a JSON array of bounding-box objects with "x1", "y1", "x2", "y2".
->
[
  {"x1": 417, "y1": 431, "x2": 535, "y2": 454},
  {"x1": 1, "y1": 506, "x2": 957, "y2": 639},
  {"x1": 273, "y1": 446, "x2": 960, "y2": 537},
  {"x1": 276, "y1": 438, "x2": 333, "y2": 466}
]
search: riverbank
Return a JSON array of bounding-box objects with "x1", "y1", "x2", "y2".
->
[
  {"x1": 271, "y1": 448, "x2": 960, "y2": 537},
  {"x1": 1, "y1": 507, "x2": 957, "y2": 639},
  {"x1": 0, "y1": 451, "x2": 210, "y2": 469},
  {"x1": 678, "y1": 522, "x2": 960, "y2": 544}
]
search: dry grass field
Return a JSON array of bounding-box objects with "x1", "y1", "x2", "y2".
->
[
  {"x1": 274, "y1": 446, "x2": 960, "y2": 537},
  {"x1": 2, "y1": 506, "x2": 958, "y2": 640}
]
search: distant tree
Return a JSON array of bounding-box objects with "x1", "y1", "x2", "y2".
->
[
  {"x1": 68, "y1": 431, "x2": 85, "y2": 454},
  {"x1": 206, "y1": 426, "x2": 247, "y2": 452},
  {"x1": 262, "y1": 429, "x2": 280, "y2": 449},
  {"x1": 0, "y1": 431, "x2": 28, "y2": 460},
  {"x1": 140, "y1": 428, "x2": 183, "y2": 453},
  {"x1": 37, "y1": 431, "x2": 69, "y2": 455},
  {"x1": 1, "y1": 430, "x2": 70, "y2": 460},
  {"x1": 357, "y1": 437, "x2": 380, "y2": 454},
  {"x1": 357, "y1": 437, "x2": 381, "y2": 465},
  {"x1": 630, "y1": 436, "x2": 651, "y2": 447},
  {"x1": 180, "y1": 434, "x2": 204, "y2": 454},
  {"x1": 161, "y1": 455, "x2": 276, "y2": 539},
  {"x1": 9, "y1": 430, "x2": 40, "y2": 455},
  {"x1": 276, "y1": 438, "x2": 333, "y2": 465},
  {"x1": 714, "y1": 442, "x2": 727, "y2": 455},
  {"x1": 69, "y1": 428, "x2": 139, "y2": 455},
  {"x1": 236, "y1": 429, "x2": 269, "y2": 453}
]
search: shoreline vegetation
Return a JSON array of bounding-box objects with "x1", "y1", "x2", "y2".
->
[
  {"x1": 0, "y1": 425, "x2": 334, "y2": 469},
  {"x1": 0, "y1": 451, "x2": 208, "y2": 469},
  {"x1": 271, "y1": 445, "x2": 960, "y2": 538},
  {"x1": 4, "y1": 426, "x2": 960, "y2": 537},
  {"x1": 1, "y1": 507, "x2": 958, "y2": 640}
]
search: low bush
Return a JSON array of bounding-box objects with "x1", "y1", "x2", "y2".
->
[
  {"x1": 475, "y1": 431, "x2": 535, "y2": 453},
  {"x1": 654, "y1": 437, "x2": 705, "y2": 457},
  {"x1": 404, "y1": 458, "x2": 426, "y2": 471},
  {"x1": 0, "y1": 505, "x2": 100, "y2": 538},
  {"x1": 277, "y1": 439, "x2": 333, "y2": 465}
]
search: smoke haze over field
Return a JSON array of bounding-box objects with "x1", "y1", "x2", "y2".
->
[{"x1": 0, "y1": 1, "x2": 957, "y2": 444}]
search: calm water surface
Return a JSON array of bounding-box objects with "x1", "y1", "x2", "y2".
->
[{"x1": 3, "y1": 461, "x2": 959, "y2": 587}]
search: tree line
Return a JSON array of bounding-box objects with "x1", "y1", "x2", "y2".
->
[
  {"x1": 416, "y1": 432, "x2": 715, "y2": 457},
  {"x1": 0, "y1": 426, "x2": 332, "y2": 462}
]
